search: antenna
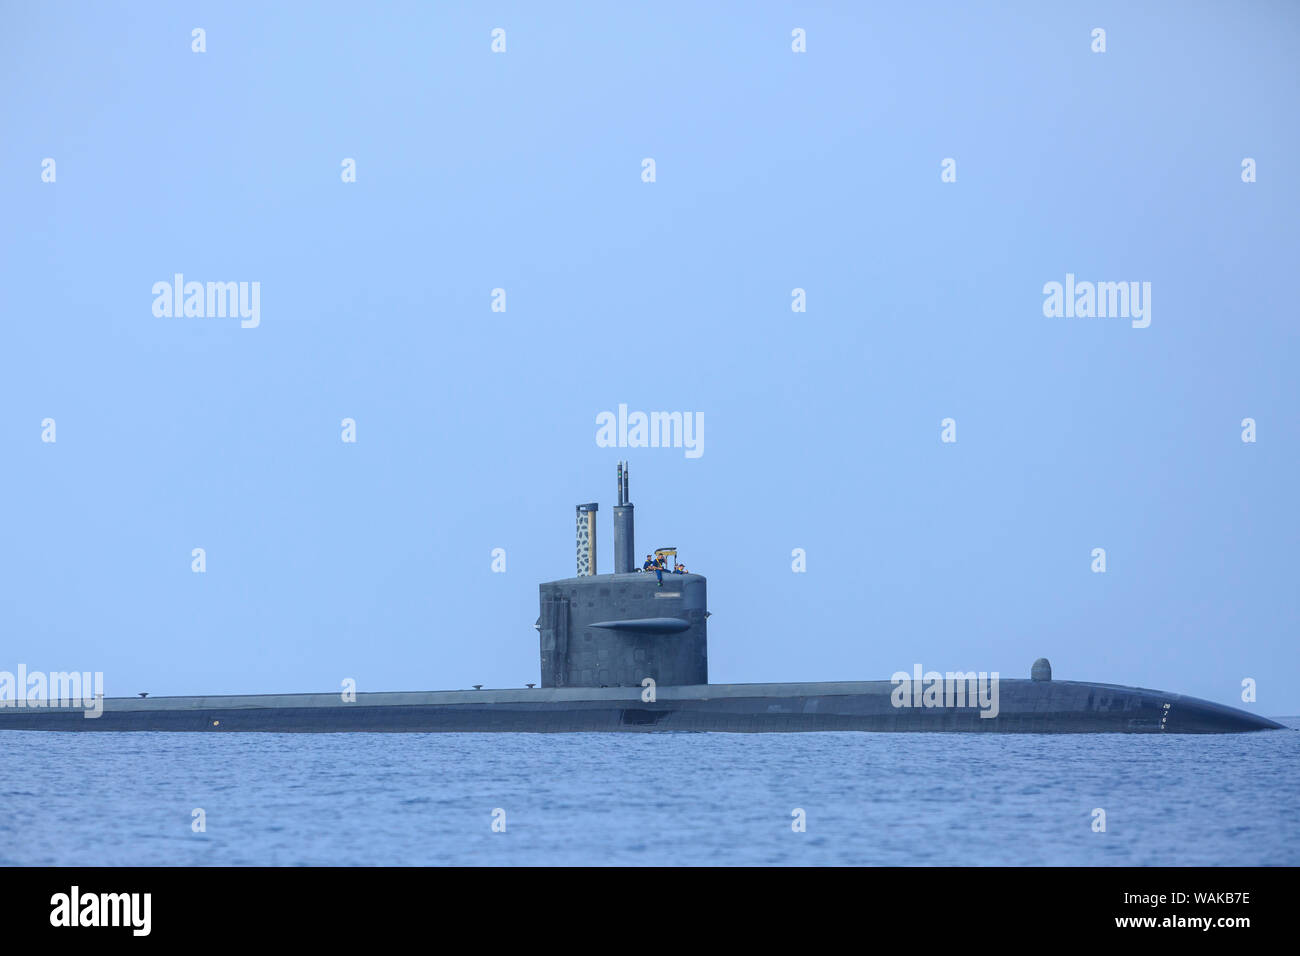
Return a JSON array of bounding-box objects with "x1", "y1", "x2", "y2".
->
[{"x1": 613, "y1": 460, "x2": 635, "y2": 573}]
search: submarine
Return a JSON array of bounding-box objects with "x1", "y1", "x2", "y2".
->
[{"x1": 0, "y1": 463, "x2": 1284, "y2": 734}]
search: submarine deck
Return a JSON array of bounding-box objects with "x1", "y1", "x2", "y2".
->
[{"x1": 0, "y1": 679, "x2": 1284, "y2": 734}]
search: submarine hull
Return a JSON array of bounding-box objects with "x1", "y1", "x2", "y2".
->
[{"x1": 0, "y1": 680, "x2": 1283, "y2": 734}]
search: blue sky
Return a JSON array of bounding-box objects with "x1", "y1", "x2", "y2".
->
[{"x1": 2, "y1": 2, "x2": 1296, "y2": 713}]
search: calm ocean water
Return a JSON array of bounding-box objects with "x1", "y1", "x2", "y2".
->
[{"x1": 3, "y1": 721, "x2": 1297, "y2": 866}]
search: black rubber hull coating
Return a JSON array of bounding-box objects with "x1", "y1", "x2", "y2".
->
[{"x1": 0, "y1": 680, "x2": 1284, "y2": 734}]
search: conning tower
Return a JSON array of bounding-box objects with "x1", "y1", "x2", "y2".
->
[{"x1": 538, "y1": 463, "x2": 708, "y2": 689}]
